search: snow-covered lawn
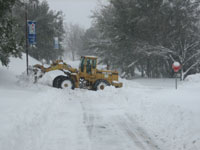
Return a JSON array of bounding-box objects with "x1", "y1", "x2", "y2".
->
[{"x1": 0, "y1": 55, "x2": 199, "y2": 150}]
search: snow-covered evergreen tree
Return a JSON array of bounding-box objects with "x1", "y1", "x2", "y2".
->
[
  {"x1": 13, "y1": 0, "x2": 65, "y2": 63},
  {"x1": 0, "y1": 0, "x2": 22, "y2": 66},
  {"x1": 85, "y1": 0, "x2": 200, "y2": 79}
]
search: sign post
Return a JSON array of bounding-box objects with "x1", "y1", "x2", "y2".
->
[{"x1": 172, "y1": 62, "x2": 181, "y2": 89}]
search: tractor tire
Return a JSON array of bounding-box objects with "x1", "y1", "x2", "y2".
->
[
  {"x1": 93, "y1": 79, "x2": 110, "y2": 91},
  {"x1": 53, "y1": 75, "x2": 65, "y2": 88},
  {"x1": 59, "y1": 76, "x2": 75, "y2": 90}
]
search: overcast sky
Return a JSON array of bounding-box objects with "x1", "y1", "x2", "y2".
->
[{"x1": 43, "y1": 0, "x2": 108, "y2": 29}]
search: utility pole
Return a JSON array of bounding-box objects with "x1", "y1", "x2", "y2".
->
[
  {"x1": 24, "y1": 0, "x2": 37, "y2": 76},
  {"x1": 25, "y1": 3, "x2": 29, "y2": 75}
]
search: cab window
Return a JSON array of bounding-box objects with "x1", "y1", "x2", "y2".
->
[
  {"x1": 92, "y1": 59, "x2": 96, "y2": 69},
  {"x1": 79, "y1": 57, "x2": 85, "y2": 72},
  {"x1": 86, "y1": 58, "x2": 92, "y2": 74}
]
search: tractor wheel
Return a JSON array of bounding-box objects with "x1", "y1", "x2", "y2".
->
[
  {"x1": 93, "y1": 79, "x2": 110, "y2": 91},
  {"x1": 53, "y1": 75, "x2": 65, "y2": 88},
  {"x1": 59, "y1": 76, "x2": 75, "y2": 90}
]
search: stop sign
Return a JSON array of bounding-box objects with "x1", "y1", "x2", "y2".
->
[{"x1": 172, "y1": 62, "x2": 181, "y2": 72}]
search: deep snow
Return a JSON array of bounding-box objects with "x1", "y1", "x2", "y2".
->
[{"x1": 0, "y1": 54, "x2": 200, "y2": 150}]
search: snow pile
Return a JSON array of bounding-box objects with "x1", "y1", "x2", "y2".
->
[
  {"x1": 0, "y1": 67, "x2": 17, "y2": 89},
  {"x1": 37, "y1": 70, "x2": 66, "y2": 86},
  {"x1": 179, "y1": 73, "x2": 200, "y2": 89},
  {"x1": 185, "y1": 73, "x2": 200, "y2": 83},
  {"x1": 7, "y1": 53, "x2": 41, "y2": 75},
  {"x1": 0, "y1": 53, "x2": 40, "y2": 88}
]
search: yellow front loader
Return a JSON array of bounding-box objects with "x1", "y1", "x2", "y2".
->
[{"x1": 33, "y1": 56, "x2": 122, "y2": 90}]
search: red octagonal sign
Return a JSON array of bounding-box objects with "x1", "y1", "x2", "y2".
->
[{"x1": 172, "y1": 62, "x2": 181, "y2": 72}]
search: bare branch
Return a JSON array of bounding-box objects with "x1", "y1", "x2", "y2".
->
[
  {"x1": 183, "y1": 61, "x2": 200, "y2": 76},
  {"x1": 182, "y1": 50, "x2": 200, "y2": 66}
]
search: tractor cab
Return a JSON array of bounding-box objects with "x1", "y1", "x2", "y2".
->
[
  {"x1": 78, "y1": 55, "x2": 122, "y2": 89},
  {"x1": 79, "y1": 56, "x2": 97, "y2": 75}
]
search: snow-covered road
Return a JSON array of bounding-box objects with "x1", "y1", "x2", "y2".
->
[
  {"x1": 0, "y1": 83, "x2": 160, "y2": 150},
  {"x1": 1, "y1": 77, "x2": 199, "y2": 150},
  {"x1": 0, "y1": 55, "x2": 200, "y2": 150}
]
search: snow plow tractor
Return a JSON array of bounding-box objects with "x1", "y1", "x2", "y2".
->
[{"x1": 32, "y1": 56, "x2": 123, "y2": 90}]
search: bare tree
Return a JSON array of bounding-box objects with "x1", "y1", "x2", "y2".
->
[
  {"x1": 170, "y1": 40, "x2": 200, "y2": 80},
  {"x1": 63, "y1": 23, "x2": 85, "y2": 61}
]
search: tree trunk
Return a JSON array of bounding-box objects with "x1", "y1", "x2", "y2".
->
[
  {"x1": 72, "y1": 50, "x2": 75, "y2": 61},
  {"x1": 180, "y1": 67, "x2": 184, "y2": 81},
  {"x1": 141, "y1": 65, "x2": 144, "y2": 77}
]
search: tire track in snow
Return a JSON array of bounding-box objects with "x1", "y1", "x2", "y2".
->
[
  {"x1": 116, "y1": 114, "x2": 161, "y2": 150},
  {"x1": 80, "y1": 100, "x2": 129, "y2": 150},
  {"x1": 81, "y1": 101, "x2": 95, "y2": 138},
  {"x1": 80, "y1": 96, "x2": 161, "y2": 150},
  {"x1": 79, "y1": 89, "x2": 163, "y2": 150}
]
